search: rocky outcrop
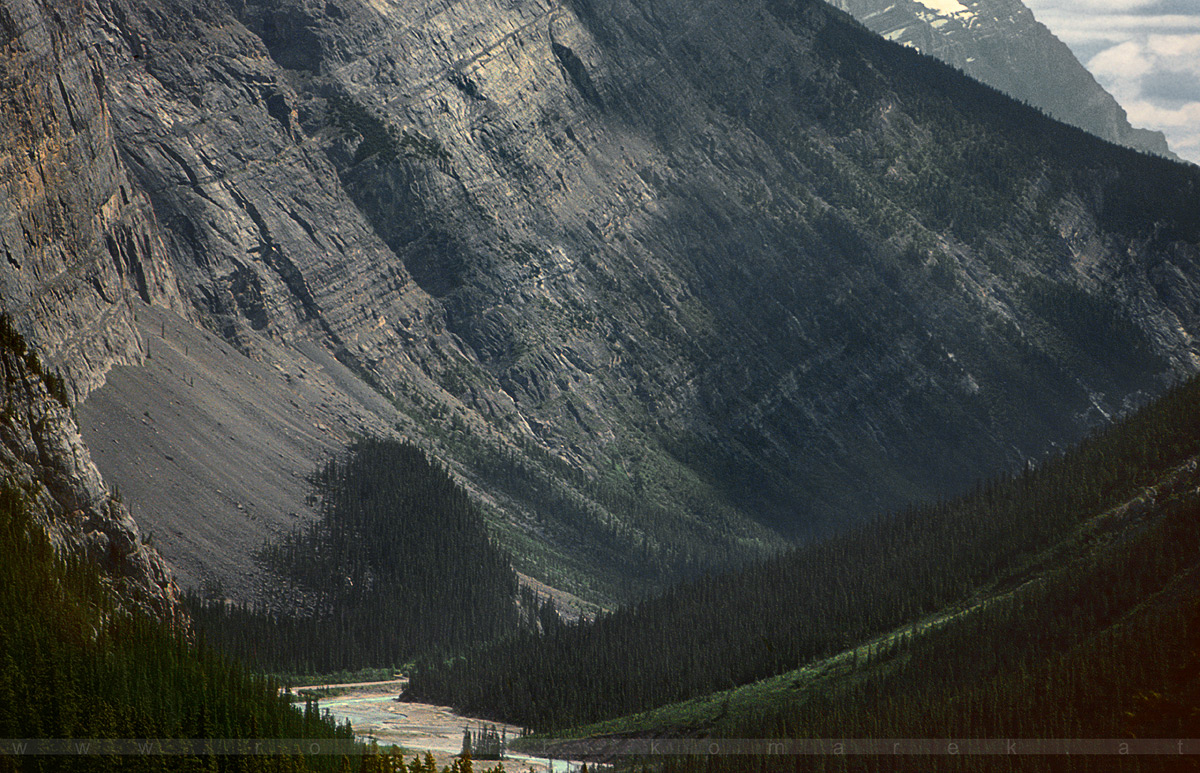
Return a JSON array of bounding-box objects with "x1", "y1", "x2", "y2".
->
[
  {"x1": 87, "y1": 0, "x2": 463, "y2": 390},
  {"x1": 825, "y1": 0, "x2": 1178, "y2": 159},
  {"x1": 0, "y1": 318, "x2": 178, "y2": 621},
  {"x1": 0, "y1": 0, "x2": 182, "y2": 618}
]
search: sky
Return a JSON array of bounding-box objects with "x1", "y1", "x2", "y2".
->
[{"x1": 1020, "y1": 0, "x2": 1200, "y2": 164}]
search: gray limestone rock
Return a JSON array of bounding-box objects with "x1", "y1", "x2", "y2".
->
[
  {"x1": 0, "y1": 0, "x2": 187, "y2": 399},
  {"x1": 5, "y1": 0, "x2": 1200, "y2": 604}
]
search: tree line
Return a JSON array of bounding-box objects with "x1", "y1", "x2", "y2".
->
[
  {"x1": 0, "y1": 476, "x2": 360, "y2": 772},
  {"x1": 406, "y1": 375, "x2": 1200, "y2": 732},
  {"x1": 186, "y1": 439, "x2": 531, "y2": 674},
  {"x1": 601, "y1": 475, "x2": 1200, "y2": 771}
]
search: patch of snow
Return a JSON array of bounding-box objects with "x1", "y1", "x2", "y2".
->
[
  {"x1": 883, "y1": 26, "x2": 909, "y2": 40},
  {"x1": 912, "y1": 0, "x2": 968, "y2": 15},
  {"x1": 863, "y1": 4, "x2": 897, "y2": 21}
]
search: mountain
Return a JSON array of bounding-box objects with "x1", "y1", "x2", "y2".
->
[
  {"x1": 825, "y1": 0, "x2": 1180, "y2": 160},
  {"x1": 3, "y1": 0, "x2": 1200, "y2": 608}
]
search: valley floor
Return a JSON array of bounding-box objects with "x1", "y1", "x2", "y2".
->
[{"x1": 316, "y1": 681, "x2": 582, "y2": 772}]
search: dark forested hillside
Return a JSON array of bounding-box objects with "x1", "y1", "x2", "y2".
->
[
  {"x1": 187, "y1": 439, "x2": 526, "y2": 674},
  {"x1": 407, "y1": 375, "x2": 1200, "y2": 732},
  {"x1": 526, "y1": 482, "x2": 1200, "y2": 771},
  {"x1": 1, "y1": 474, "x2": 520, "y2": 773},
  {"x1": 0, "y1": 463, "x2": 358, "y2": 773}
]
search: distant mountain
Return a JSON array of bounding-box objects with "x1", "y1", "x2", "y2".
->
[
  {"x1": 826, "y1": 0, "x2": 1179, "y2": 159},
  {"x1": 4, "y1": 0, "x2": 1200, "y2": 608}
]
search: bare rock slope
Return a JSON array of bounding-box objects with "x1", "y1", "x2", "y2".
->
[
  {"x1": 4, "y1": 0, "x2": 1200, "y2": 605},
  {"x1": 78, "y1": 304, "x2": 407, "y2": 602}
]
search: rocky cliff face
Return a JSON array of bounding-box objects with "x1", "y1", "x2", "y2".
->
[
  {"x1": 0, "y1": 317, "x2": 178, "y2": 621},
  {"x1": 825, "y1": 0, "x2": 1178, "y2": 159},
  {"x1": 0, "y1": 0, "x2": 182, "y2": 618},
  {"x1": 0, "y1": 0, "x2": 186, "y2": 399},
  {"x1": 5, "y1": 0, "x2": 1200, "y2": 603},
  {"x1": 221, "y1": 0, "x2": 1200, "y2": 538},
  {"x1": 88, "y1": 0, "x2": 465, "y2": 387}
]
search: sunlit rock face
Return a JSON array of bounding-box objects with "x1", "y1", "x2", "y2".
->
[
  {"x1": 222, "y1": 0, "x2": 1200, "y2": 539},
  {"x1": 0, "y1": 0, "x2": 181, "y2": 619},
  {"x1": 0, "y1": 0, "x2": 188, "y2": 399}
]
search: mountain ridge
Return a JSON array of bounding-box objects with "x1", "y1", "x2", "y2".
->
[{"x1": 825, "y1": 0, "x2": 1179, "y2": 160}]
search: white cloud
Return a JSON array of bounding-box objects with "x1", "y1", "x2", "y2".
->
[
  {"x1": 1022, "y1": 0, "x2": 1200, "y2": 163},
  {"x1": 1089, "y1": 33, "x2": 1200, "y2": 89},
  {"x1": 1025, "y1": 0, "x2": 1197, "y2": 19},
  {"x1": 1029, "y1": 11, "x2": 1200, "y2": 47},
  {"x1": 1088, "y1": 40, "x2": 1156, "y2": 80},
  {"x1": 1143, "y1": 30, "x2": 1200, "y2": 56}
]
